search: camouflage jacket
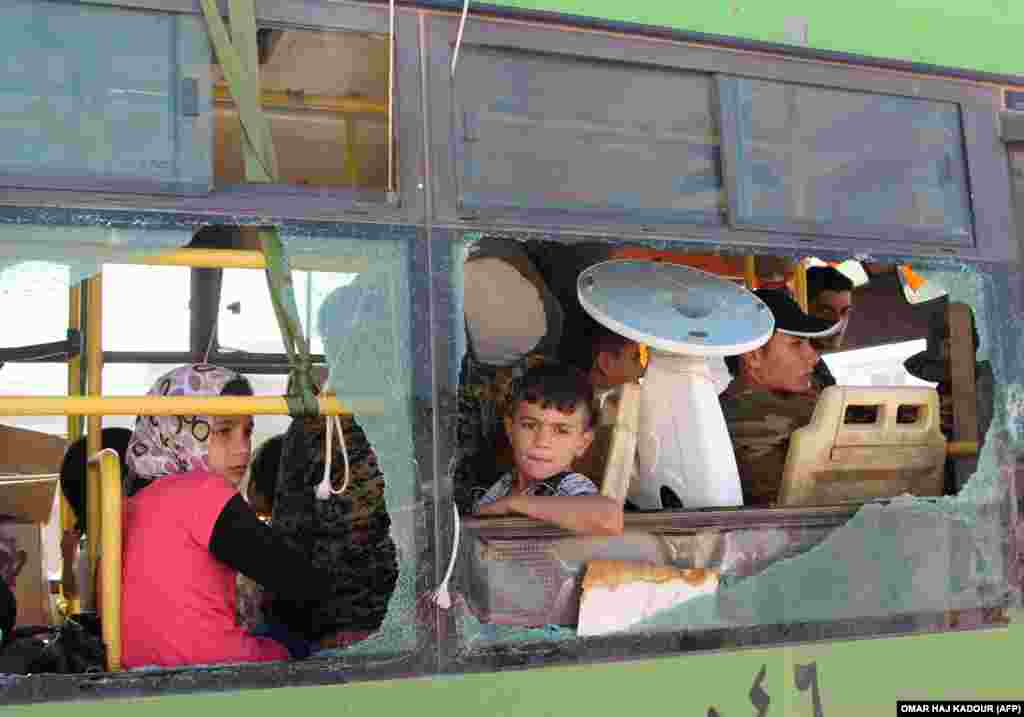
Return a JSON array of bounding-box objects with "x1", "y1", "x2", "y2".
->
[{"x1": 719, "y1": 379, "x2": 817, "y2": 507}]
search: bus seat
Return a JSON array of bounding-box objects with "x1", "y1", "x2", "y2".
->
[
  {"x1": 574, "y1": 382, "x2": 641, "y2": 501},
  {"x1": 464, "y1": 238, "x2": 563, "y2": 367},
  {"x1": 778, "y1": 386, "x2": 946, "y2": 506},
  {"x1": 945, "y1": 302, "x2": 984, "y2": 488}
]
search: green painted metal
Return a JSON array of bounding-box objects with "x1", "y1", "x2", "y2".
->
[
  {"x1": 200, "y1": 0, "x2": 317, "y2": 416},
  {"x1": 10, "y1": 612, "x2": 1024, "y2": 715},
  {"x1": 485, "y1": 0, "x2": 1024, "y2": 78},
  {"x1": 4, "y1": 2, "x2": 1021, "y2": 711}
]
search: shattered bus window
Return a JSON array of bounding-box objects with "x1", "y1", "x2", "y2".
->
[{"x1": 447, "y1": 238, "x2": 1018, "y2": 651}]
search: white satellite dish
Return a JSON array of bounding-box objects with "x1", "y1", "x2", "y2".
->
[{"x1": 578, "y1": 260, "x2": 774, "y2": 510}]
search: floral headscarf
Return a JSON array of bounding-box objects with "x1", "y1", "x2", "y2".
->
[{"x1": 126, "y1": 364, "x2": 250, "y2": 481}]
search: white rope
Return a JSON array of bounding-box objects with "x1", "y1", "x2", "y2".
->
[
  {"x1": 202, "y1": 310, "x2": 222, "y2": 364},
  {"x1": 203, "y1": 328, "x2": 217, "y2": 364},
  {"x1": 450, "y1": 0, "x2": 470, "y2": 78},
  {"x1": 430, "y1": 503, "x2": 461, "y2": 609},
  {"x1": 315, "y1": 414, "x2": 350, "y2": 500}
]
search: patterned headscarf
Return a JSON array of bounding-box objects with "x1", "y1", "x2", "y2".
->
[{"x1": 126, "y1": 364, "x2": 250, "y2": 481}]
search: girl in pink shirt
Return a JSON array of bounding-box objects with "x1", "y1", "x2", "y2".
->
[{"x1": 120, "y1": 364, "x2": 329, "y2": 669}]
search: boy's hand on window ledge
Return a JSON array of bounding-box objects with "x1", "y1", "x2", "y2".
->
[{"x1": 475, "y1": 497, "x2": 517, "y2": 517}]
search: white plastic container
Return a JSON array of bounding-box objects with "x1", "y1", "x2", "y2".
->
[
  {"x1": 577, "y1": 260, "x2": 773, "y2": 510},
  {"x1": 633, "y1": 351, "x2": 744, "y2": 509}
]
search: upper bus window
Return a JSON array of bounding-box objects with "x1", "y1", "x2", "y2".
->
[
  {"x1": 0, "y1": 0, "x2": 213, "y2": 194},
  {"x1": 213, "y1": 28, "x2": 391, "y2": 191},
  {"x1": 452, "y1": 47, "x2": 723, "y2": 224},
  {"x1": 718, "y1": 78, "x2": 973, "y2": 244}
]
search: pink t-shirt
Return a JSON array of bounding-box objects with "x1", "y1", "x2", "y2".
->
[{"x1": 121, "y1": 470, "x2": 289, "y2": 668}]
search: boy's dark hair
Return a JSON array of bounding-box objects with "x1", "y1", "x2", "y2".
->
[
  {"x1": 60, "y1": 427, "x2": 133, "y2": 534},
  {"x1": 506, "y1": 363, "x2": 596, "y2": 429},
  {"x1": 807, "y1": 266, "x2": 854, "y2": 302},
  {"x1": 220, "y1": 376, "x2": 255, "y2": 397},
  {"x1": 562, "y1": 316, "x2": 634, "y2": 374},
  {"x1": 248, "y1": 434, "x2": 285, "y2": 507},
  {"x1": 590, "y1": 325, "x2": 635, "y2": 367},
  {"x1": 724, "y1": 354, "x2": 741, "y2": 378}
]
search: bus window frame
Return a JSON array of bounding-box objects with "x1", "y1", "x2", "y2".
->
[
  {"x1": 715, "y1": 75, "x2": 977, "y2": 247},
  {"x1": 437, "y1": 230, "x2": 1016, "y2": 665},
  {"x1": 424, "y1": 13, "x2": 1015, "y2": 264},
  {"x1": 0, "y1": 2, "x2": 1021, "y2": 705},
  {"x1": 0, "y1": 0, "x2": 426, "y2": 224}
]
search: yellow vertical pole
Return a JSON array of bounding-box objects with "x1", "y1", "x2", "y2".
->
[
  {"x1": 62, "y1": 285, "x2": 84, "y2": 612},
  {"x1": 84, "y1": 274, "x2": 103, "y2": 603},
  {"x1": 67, "y1": 285, "x2": 84, "y2": 444},
  {"x1": 90, "y1": 450, "x2": 123, "y2": 671},
  {"x1": 794, "y1": 261, "x2": 808, "y2": 312},
  {"x1": 343, "y1": 117, "x2": 360, "y2": 187},
  {"x1": 743, "y1": 256, "x2": 758, "y2": 291}
]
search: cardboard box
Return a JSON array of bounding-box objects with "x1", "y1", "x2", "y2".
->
[
  {"x1": 0, "y1": 474, "x2": 59, "y2": 524},
  {"x1": 0, "y1": 424, "x2": 67, "y2": 626},
  {"x1": 0, "y1": 424, "x2": 67, "y2": 476},
  {"x1": 0, "y1": 521, "x2": 50, "y2": 626}
]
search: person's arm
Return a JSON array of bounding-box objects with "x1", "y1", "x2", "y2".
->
[
  {"x1": 61, "y1": 528, "x2": 80, "y2": 598},
  {"x1": 209, "y1": 494, "x2": 331, "y2": 603},
  {"x1": 476, "y1": 494, "x2": 623, "y2": 536}
]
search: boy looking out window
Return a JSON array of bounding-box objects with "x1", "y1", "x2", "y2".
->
[{"x1": 474, "y1": 364, "x2": 623, "y2": 536}]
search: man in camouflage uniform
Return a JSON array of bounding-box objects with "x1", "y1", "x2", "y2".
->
[{"x1": 720, "y1": 289, "x2": 840, "y2": 506}]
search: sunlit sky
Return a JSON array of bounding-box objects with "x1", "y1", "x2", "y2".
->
[{"x1": 0, "y1": 262, "x2": 354, "y2": 437}]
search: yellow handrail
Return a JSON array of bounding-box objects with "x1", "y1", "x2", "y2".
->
[
  {"x1": 66, "y1": 286, "x2": 83, "y2": 443},
  {"x1": 62, "y1": 285, "x2": 83, "y2": 612},
  {"x1": 212, "y1": 83, "x2": 386, "y2": 116},
  {"x1": 86, "y1": 449, "x2": 123, "y2": 672},
  {"x1": 130, "y1": 248, "x2": 368, "y2": 272},
  {"x1": 743, "y1": 255, "x2": 758, "y2": 291},
  {"x1": 947, "y1": 440, "x2": 979, "y2": 458},
  {"x1": 793, "y1": 262, "x2": 809, "y2": 312},
  {"x1": 0, "y1": 395, "x2": 356, "y2": 416},
  {"x1": 85, "y1": 275, "x2": 104, "y2": 578}
]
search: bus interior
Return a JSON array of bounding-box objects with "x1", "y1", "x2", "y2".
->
[
  {"x1": 0, "y1": 234, "x2": 1011, "y2": 666},
  {"x1": 0, "y1": 0, "x2": 1021, "y2": 704},
  {"x1": 452, "y1": 240, "x2": 1003, "y2": 638}
]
